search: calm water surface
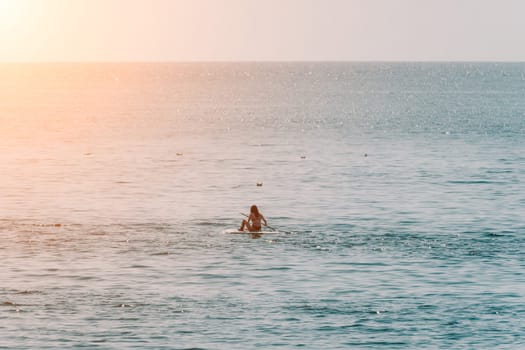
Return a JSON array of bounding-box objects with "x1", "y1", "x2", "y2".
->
[{"x1": 1, "y1": 63, "x2": 524, "y2": 349}]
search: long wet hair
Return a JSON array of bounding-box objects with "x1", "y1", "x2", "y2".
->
[{"x1": 250, "y1": 205, "x2": 260, "y2": 217}]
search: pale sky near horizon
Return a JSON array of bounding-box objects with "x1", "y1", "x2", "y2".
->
[{"x1": 1, "y1": 0, "x2": 524, "y2": 62}]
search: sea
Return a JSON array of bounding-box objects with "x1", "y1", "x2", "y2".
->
[{"x1": 0, "y1": 62, "x2": 524, "y2": 349}]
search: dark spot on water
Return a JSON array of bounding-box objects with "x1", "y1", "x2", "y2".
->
[
  {"x1": 176, "y1": 330, "x2": 195, "y2": 335},
  {"x1": 284, "y1": 317, "x2": 300, "y2": 322},
  {"x1": 417, "y1": 304, "x2": 438, "y2": 310},
  {"x1": 316, "y1": 324, "x2": 359, "y2": 332},
  {"x1": 128, "y1": 264, "x2": 151, "y2": 269},
  {"x1": 89, "y1": 231, "x2": 107, "y2": 236},
  {"x1": 484, "y1": 232, "x2": 505, "y2": 237},
  {"x1": 194, "y1": 221, "x2": 223, "y2": 226},
  {"x1": 447, "y1": 180, "x2": 498, "y2": 185},
  {"x1": 151, "y1": 251, "x2": 169, "y2": 256},
  {"x1": 15, "y1": 290, "x2": 43, "y2": 295},
  {"x1": 344, "y1": 341, "x2": 408, "y2": 347},
  {"x1": 32, "y1": 223, "x2": 63, "y2": 228}
]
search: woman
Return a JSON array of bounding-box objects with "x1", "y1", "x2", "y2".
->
[{"x1": 239, "y1": 205, "x2": 267, "y2": 232}]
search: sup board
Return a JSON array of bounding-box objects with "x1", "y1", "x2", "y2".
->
[{"x1": 223, "y1": 228, "x2": 277, "y2": 234}]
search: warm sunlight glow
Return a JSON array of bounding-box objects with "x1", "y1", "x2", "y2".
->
[
  {"x1": 1, "y1": 0, "x2": 525, "y2": 62},
  {"x1": 0, "y1": 0, "x2": 45, "y2": 62},
  {"x1": 0, "y1": 0, "x2": 34, "y2": 57},
  {"x1": 0, "y1": 0, "x2": 23, "y2": 27}
]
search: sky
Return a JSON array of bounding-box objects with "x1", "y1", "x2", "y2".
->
[{"x1": 0, "y1": 0, "x2": 524, "y2": 62}]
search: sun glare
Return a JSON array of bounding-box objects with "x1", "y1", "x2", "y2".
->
[
  {"x1": 0, "y1": 0, "x2": 20, "y2": 23},
  {"x1": 0, "y1": 0, "x2": 41, "y2": 61},
  {"x1": 0, "y1": 0, "x2": 29, "y2": 39}
]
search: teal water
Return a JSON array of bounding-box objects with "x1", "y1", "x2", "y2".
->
[{"x1": 1, "y1": 63, "x2": 524, "y2": 349}]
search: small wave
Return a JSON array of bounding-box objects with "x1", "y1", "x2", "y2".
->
[
  {"x1": 32, "y1": 223, "x2": 64, "y2": 228},
  {"x1": 316, "y1": 324, "x2": 361, "y2": 331},
  {"x1": 89, "y1": 231, "x2": 107, "y2": 236},
  {"x1": 485, "y1": 169, "x2": 513, "y2": 174},
  {"x1": 250, "y1": 143, "x2": 278, "y2": 147},
  {"x1": 151, "y1": 251, "x2": 170, "y2": 256},
  {"x1": 447, "y1": 180, "x2": 501, "y2": 185},
  {"x1": 127, "y1": 264, "x2": 152, "y2": 269},
  {"x1": 287, "y1": 303, "x2": 365, "y2": 316},
  {"x1": 483, "y1": 232, "x2": 506, "y2": 237},
  {"x1": 15, "y1": 290, "x2": 43, "y2": 295},
  {"x1": 194, "y1": 221, "x2": 219, "y2": 226}
]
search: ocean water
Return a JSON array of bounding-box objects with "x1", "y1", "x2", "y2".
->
[{"x1": 1, "y1": 62, "x2": 524, "y2": 349}]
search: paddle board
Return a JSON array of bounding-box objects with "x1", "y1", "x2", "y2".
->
[{"x1": 223, "y1": 228, "x2": 276, "y2": 234}]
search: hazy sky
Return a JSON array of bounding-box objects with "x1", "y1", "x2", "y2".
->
[{"x1": 1, "y1": 0, "x2": 524, "y2": 62}]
